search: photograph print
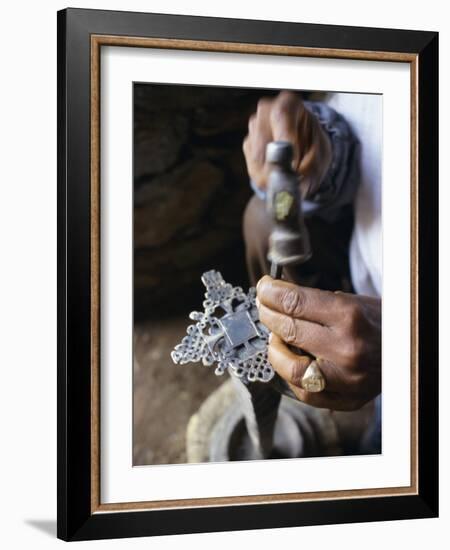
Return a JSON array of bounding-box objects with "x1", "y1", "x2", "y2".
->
[{"x1": 132, "y1": 83, "x2": 382, "y2": 467}]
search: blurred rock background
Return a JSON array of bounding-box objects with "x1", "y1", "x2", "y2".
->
[
  {"x1": 133, "y1": 83, "x2": 275, "y2": 465},
  {"x1": 134, "y1": 84, "x2": 277, "y2": 320}
]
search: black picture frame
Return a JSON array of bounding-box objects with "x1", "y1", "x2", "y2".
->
[{"x1": 57, "y1": 7, "x2": 438, "y2": 541}]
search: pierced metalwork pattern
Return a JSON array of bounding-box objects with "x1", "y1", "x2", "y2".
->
[{"x1": 171, "y1": 270, "x2": 274, "y2": 383}]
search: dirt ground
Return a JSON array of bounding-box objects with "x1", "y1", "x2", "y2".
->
[
  {"x1": 133, "y1": 316, "x2": 224, "y2": 465},
  {"x1": 133, "y1": 315, "x2": 378, "y2": 465}
]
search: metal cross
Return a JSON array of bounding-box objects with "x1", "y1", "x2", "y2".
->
[{"x1": 171, "y1": 270, "x2": 275, "y2": 383}]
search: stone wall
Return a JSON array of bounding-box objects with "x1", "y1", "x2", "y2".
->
[{"x1": 134, "y1": 84, "x2": 274, "y2": 319}]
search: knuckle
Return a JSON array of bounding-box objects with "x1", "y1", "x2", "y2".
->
[
  {"x1": 342, "y1": 337, "x2": 365, "y2": 365},
  {"x1": 331, "y1": 292, "x2": 347, "y2": 309},
  {"x1": 256, "y1": 97, "x2": 272, "y2": 116},
  {"x1": 276, "y1": 90, "x2": 299, "y2": 107},
  {"x1": 254, "y1": 146, "x2": 266, "y2": 165},
  {"x1": 289, "y1": 358, "x2": 306, "y2": 387},
  {"x1": 271, "y1": 103, "x2": 289, "y2": 125},
  {"x1": 345, "y1": 302, "x2": 363, "y2": 331},
  {"x1": 348, "y1": 369, "x2": 365, "y2": 389},
  {"x1": 282, "y1": 317, "x2": 298, "y2": 345},
  {"x1": 243, "y1": 140, "x2": 263, "y2": 167},
  {"x1": 281, "y1": 288, "x2": 304, "y2": 317},
  {"x1": 272, "y1": 91, "x2": 300, "y2": 118},
  {"x1": 352, "y1": 337, "x2": 365, "y2": 358}
]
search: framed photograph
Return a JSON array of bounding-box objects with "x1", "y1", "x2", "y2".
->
[{"x1": 57, "y1": 8, "x2": 438, "y2": 541}]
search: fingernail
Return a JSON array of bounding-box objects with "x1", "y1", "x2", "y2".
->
[
  {"x1": 255, "y1": 297, "x2": 260, "y2": 308},
  {"x1": 268, "y1": 332, "x2": 273, "y2": 343}
]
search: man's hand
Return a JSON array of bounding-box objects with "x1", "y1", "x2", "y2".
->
[
  {"x1": 256, "y1": 276, "x2": 381, "y2": 411},
  {"x1": 243, "y1": 91, "x2": 332, "y2": 197}
]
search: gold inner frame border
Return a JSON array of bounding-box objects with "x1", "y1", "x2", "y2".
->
[{"x1": 89, "y1": 34, "x2": 419, "y2": 514}]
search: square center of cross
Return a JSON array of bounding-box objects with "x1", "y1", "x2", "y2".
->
[{"x1": 219, "y1": 310, "x2": 259, "y2": 348}]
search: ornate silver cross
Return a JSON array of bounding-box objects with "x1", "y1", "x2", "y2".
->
[{"x1": 171, "y1": 270, "x2": 274, "y2": 383}]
